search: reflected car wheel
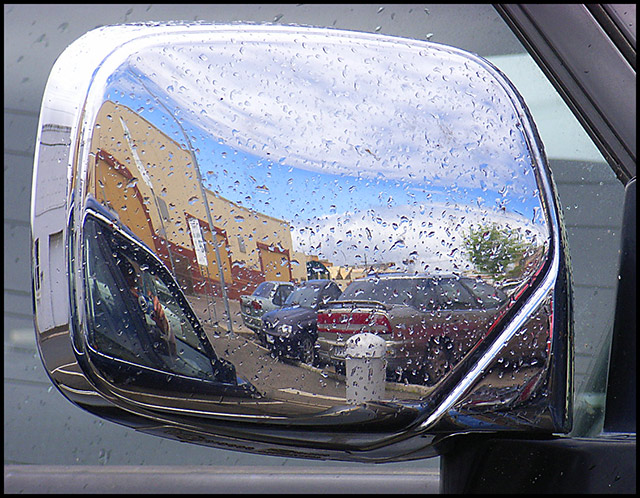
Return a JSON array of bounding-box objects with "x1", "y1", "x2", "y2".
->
[
  {"x1": 422, "y1": 336, "x2": 454, "y2": 386},
  {"x1": 299, "y1": 336, "x2": 317, "y2": 366},
  {"x1": 256, "y1": 332, "x2": 268, "y2": 347}
]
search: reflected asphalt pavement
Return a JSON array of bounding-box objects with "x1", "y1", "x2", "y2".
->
[{"x1": 186, "y1": 294, "x2": 431, "y2": 412}]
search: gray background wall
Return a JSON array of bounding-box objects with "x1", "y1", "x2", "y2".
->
[{"x1": 5, "y1": 4, "x2": 624, "y2": 468}]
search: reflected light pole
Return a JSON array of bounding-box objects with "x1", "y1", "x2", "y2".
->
[
  {"x1": 131, "y1": 73, "x2": 234, "y2": 334},
  {"x1": 119, "y1": 116, "x2": 177, "y2": 277}
]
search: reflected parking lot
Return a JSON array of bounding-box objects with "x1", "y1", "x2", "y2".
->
[{"x1": 187, "y1": 294, "x2": 433, "y2": 410}]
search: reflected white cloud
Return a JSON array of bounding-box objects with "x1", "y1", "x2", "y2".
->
[
  {"x1": 126, "y1": 27, "x2": 537, "y2": 196},
  {"x1": 291, "y1": 201, "x2": 548, "y2": 273}
]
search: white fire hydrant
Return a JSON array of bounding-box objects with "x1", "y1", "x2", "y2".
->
[{"x1": 345, "y1": 333, "x2": 386, "y2": 404}]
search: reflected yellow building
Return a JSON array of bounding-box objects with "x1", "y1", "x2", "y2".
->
[{"x1": 88, "y1": 101, "x2": 310, "y2": 299}]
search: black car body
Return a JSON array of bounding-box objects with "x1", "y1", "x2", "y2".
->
[{"x1": 261, "y1": 279, "x2": 342, "y2": 364}]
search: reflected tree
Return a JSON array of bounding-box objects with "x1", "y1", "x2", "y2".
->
[{"x1": 463, "y1": 223, "x2": 528, "y2": 281}]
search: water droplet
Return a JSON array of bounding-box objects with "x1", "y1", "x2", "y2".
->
[{"x1": 98, "y1": 448, "x2": 111, "y2": 465}]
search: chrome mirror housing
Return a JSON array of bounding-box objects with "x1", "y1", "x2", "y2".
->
[{"x1": 31, "y1": 23, "x2": 572, "y2": 462}]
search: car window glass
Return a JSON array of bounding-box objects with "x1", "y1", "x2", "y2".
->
[
  {"x1": 272, "y1": 286, "x2": 282, "y2": 305},
  {"x1": 285, "y1": 284, "x2": 321, "y2": 308},
  {"x1": 435, "y1": 279, "x2": 477, "y2": 310},
  {"x1": 319, "y1": 284, "x2": 340, "y2": 304},
  {"x1": 253, "y1": 281, "x2": 276, "y2": 298},
  {"x1": 281, "y1": 285, "x2": 294, "y2": 301},
  {"x1": 274, "y1": 284, "x2": 293, "y2": 305},
  {"x1": 461, "y1": 278, "x2": 508, "y2": 308},
  {"x1": 327, "y1": 283, "x2": 342, "y2": 300},
  {"x1": 413, "y1": 283, "x2": 438, "y2": 312},
  {"x1": 84, "y1": 215, "x2": 221, "y2": 383},
  {"x1": 84, "y1": 219, "x2": 149, "y2": 365},
  {"x1": 340, "y1": 277, "x2": 425, "y2": 308}
]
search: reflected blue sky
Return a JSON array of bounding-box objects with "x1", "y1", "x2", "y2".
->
[
  {"x1": 100, "y1": 29, "x2": 549, "y2": 268},
  {"x1": 106, "y1": 65, "x2": 544, "y2": 229}
]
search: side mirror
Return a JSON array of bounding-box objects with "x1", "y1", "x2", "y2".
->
[{"x1": 31, "y1": 23, "x2": 572, "y2": 462}]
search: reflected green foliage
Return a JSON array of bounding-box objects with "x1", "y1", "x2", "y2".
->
[{"x1": 463, "y1": 223, "x2": 528, "y2": 280}]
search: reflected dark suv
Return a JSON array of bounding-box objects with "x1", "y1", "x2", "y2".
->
[
  {"x1": 240, "y1": 281, "x2": 294, "y2": 344},
  {"x1": 317, "y1": 273, "x2": 514, "y2": 384},
  {"x1": 261, "y1": 279, "x2": 342, "y2": 365}
]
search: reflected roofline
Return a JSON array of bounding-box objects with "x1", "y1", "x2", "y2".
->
[{"x1": 353, "y1": 271, "x2": 463, "y2": 280}]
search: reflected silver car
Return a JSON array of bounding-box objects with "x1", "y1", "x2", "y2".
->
[{"x1": 240, "y1": 281, "x2": 294, "y2": 342}]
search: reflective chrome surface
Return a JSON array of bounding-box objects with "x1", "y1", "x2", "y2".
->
[{"x1": 31, "y1": 23, "x2": 572, "y2": 461}]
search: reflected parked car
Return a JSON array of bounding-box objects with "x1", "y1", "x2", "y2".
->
[
  {"x1": 317, "y1": 273, "x2": 516, "y2": 384},
  {"x1": 240, "y1": 281, "x2": 295, "y2": 343},
  {"x1": 261, "y1": 279, "x2": 342, "y2": 365}
]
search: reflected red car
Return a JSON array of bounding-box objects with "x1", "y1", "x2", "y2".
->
[{"x1": 317, "y1": 273, "x2": 513, "y2": 384}]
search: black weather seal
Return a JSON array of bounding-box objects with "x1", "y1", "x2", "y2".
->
[{"x1": 604, "y1": 177, "x2": 636, "y2": 433}]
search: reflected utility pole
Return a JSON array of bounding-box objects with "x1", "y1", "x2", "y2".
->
[
  {"x1": 133, "y1": 74, "x2": 234, "y2": 334},
  {"x1": 119, "y1": 116, "x2": 177, "y2": 277},
  {"x1": 187, "y1": 216, "x2": 219, "y2": 331},
  {"x1": 188, "y1": 145, "x2": 234, "y2": 335}
]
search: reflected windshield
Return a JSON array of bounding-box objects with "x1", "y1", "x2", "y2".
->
[
  {"x1": 284, "y1": 283, "x2": 325, "y2": 308},
  {"x1": 340, "y1": 276, "x2": 434, "y2": 309},
  {"x1": 253, "y1": 281, "x2": 276, "y2": 298},
  {"x1": 83, "y1": 213, "x2": 226, "y2": 383}
]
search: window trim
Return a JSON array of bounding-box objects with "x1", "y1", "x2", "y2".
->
[{"x1": 495, "y1": 4, "x2": 636, "y2": 184}]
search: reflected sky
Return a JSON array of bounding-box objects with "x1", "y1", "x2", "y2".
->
[{"x1": 100, "y1": 27, "x2": 548, "y2": 268}]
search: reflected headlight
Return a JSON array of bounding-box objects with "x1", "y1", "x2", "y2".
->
[{"x1": 278, "y1": 324, "x2": 293, "y2": 337}]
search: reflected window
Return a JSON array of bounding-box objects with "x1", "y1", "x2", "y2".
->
[
  {"x1": 435, "y1": 279, "x2": 478, "y2": 310},
  {"x1": 285, "y1": 284, "x2": 320, "y2": 308},
  {"x1": 285, "y1": 281, "x2": 339, "y2": 308},
  {"x1": 340, "y1": 276, "x2": 436, "y2": 310},
  {"x1": 273, "y1": 284, "x2": 293, "y2": 306},
  {"x1": 253, "y1": 281, "x2": 277, "y2": 298},
  {"x1": 461, "y1": 278, "x2": 508, "y2": 309},
  {"x1": 83, "y1": 213, "x2": 227, "y2": 383}
]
